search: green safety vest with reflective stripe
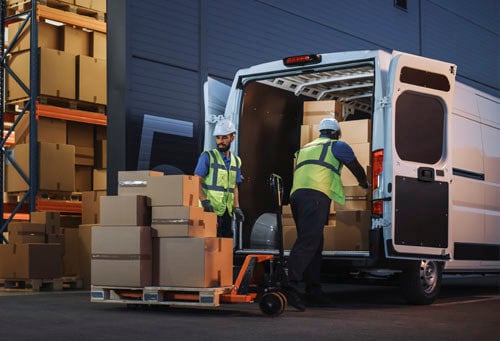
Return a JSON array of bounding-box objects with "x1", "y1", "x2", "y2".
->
[
  {"x1": 201, "y1": 149, "x2": 241, "y2": 216},
  {"x1": 291, "y1": 137, "x2": 345, "y2": 204}
]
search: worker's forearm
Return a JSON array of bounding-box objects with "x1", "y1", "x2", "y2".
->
[
  {"x1": 345, "y1": 158, "x2": 367, "y2": 184},
  {"x1": 233, "y1": 185, "x2": 240, "y2": 207}
]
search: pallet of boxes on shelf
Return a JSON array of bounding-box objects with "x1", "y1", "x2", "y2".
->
[
  {"x1": 282, "y1": 100, "x2": 372, "y2": 252},
  {"x1": 90, "y1": 172, "x2": 234, "y2": 307}
]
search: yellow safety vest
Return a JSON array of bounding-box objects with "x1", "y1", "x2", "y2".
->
[
  {"x1": 202, "y1": 149, "x2": 241, "y2": 216},
  {"x1": 291, "y1": 137, "x2": 345, "y2": 204}
]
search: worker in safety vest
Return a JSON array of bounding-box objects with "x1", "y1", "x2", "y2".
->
[
  {"x1": 285, "y1": 117, "x2": 369, "y2": 311},
  {"x1": 194, "y1": 119, "x2": 244, "y2": 238}
]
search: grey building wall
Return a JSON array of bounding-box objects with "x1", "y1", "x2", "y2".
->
[{"x1": 107, "y1": 0, "x2": 499, "y2": 194}]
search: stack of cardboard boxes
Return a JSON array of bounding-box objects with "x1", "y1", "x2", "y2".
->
[
  {"x1": 91, "y1": 171, "x2": 233, "y2": 289},
  {"x1": 282, "y1": 100, "x2": 372, "y2": 252},
  {"x1": 0, "y1": 212, "x2": 63, "y2": 279}
]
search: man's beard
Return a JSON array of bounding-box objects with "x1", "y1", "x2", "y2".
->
[{"x1": 217, "y1": 143, "x2": 230, "y2": 152}]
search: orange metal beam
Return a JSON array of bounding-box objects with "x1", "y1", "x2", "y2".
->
[
  {"x1": 35, "y1": 198, "x2": 82, "y2": 214},
  {"x1": 36, "y1": 103, "x2": 107, "y2": 126},
  {"x1": 37, "y1": 3, "x2": 107, "y2": 33}
]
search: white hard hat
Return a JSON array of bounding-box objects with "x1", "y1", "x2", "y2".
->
[
  {"x1": 213, "y1": 119, "x2": 236, "y2": 136},
  {"x1": 318, "y1": 117, "x2": 340, "y2": 132}
]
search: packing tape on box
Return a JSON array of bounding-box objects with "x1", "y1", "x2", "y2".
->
[
  {"x1": 119, "y1": 180, "x2": 147, "y2": 188},
  {"x1": 151, "y1": 218, "x2": 198, "y2": 225},
  {"x1": 91, "y1": 253, "x2": 152, "y2": 260}
]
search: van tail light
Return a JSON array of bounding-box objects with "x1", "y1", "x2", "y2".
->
[{"x1": 372, "y1": 149, "x2": 384, "y2": 216}]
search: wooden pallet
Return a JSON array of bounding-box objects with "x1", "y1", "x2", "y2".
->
[
  {"x1": 7, "y1": 0, "x2": 106, "y2": 21},
  {"x1": 91, "y1": 285, "x2": 234, "y2": 308},
  {"x1": 0, "y1": 278, "x2": 63, "y2": 291}
]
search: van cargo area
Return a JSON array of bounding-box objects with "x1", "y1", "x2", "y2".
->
[{"x1": 236, "y1": 61, "x2": 375, "y2": 255}]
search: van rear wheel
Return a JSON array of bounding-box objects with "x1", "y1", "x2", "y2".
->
[{"x1": 400, "y1": 260, "x2": 443, "y2": 305}]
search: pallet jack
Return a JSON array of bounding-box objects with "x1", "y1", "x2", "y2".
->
[{"x1": 219, "y1": 173, "x2": 290, "y2": 316}]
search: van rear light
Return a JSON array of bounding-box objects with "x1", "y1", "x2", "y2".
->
[
  {"x1": 283, "y1": 54, "x2": 322, "y2": 66},
  {"x1": 372, "y1": 149, "x2": 384, "y2": 216}
]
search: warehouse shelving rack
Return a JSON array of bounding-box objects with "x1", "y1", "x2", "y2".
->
[{"x1": 0, "y1": 0, "x2": 107, "y2": 243}]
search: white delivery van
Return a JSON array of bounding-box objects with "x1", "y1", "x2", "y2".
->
[{"x1": 204, "y1": 50, "x2": 500, "y2": 305}]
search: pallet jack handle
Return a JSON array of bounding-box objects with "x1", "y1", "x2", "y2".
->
[{"x1": 269, "y1": 173, "x2": 285, "y2": 263}]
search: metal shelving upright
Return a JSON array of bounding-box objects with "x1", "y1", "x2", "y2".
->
[{"x1": 0, "y1": 0, "x2": 107, "y2": 243}]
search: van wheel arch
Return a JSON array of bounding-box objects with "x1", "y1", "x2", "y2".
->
[{"x1": 399, "y1": 260, "x2": 444, "y2": 305}]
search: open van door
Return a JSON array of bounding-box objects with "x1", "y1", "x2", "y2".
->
[
  {"x1": 203, "y1": 77, "x2": 231, "y2": 150},
  {"x1": 387, "y1": 51, "x2": 456, "y2": 260}
]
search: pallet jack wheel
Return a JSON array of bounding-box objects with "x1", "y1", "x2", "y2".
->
[{"x1": 259, "y1": 292, "x2": 286, "y2": 316}]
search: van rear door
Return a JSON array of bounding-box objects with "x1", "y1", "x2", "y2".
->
[{"x1": 386, "y1": 51, "x2": 456, "y2": 259}]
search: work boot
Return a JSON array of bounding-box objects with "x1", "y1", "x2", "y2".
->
[{"x1": 283, "y1": 285, "x2": 306, "y2": 312}]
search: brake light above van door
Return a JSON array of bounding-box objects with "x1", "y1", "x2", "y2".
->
[{"x1": 372, "y1": 149, "x2": 384, "y2": 216}]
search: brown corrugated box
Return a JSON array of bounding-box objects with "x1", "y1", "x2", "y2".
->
[
  {"x1": 147, "y1": 175, "x2": 199, "y2": 206},
  {"x1": 151, "y1": 206, "x2": 216, "y2": 238},
  {"x1": 90, "y1": 31, "x2": 106, "y2": 59},
  {"x1": 75, "y1": 165, "x2": 93, "y2": 191},
  {"x1": 340, "y1": 143, "x2": 370, "y2": 186},
  {"x1": 95, "y1": 140, "x2": 107, "y2": 169},
  {"x1": 91, "y1": 225, "x2": 152, "y2": 287},
  {"x1": 100, "y1": 195, "x2": 151, "y2": 226},
  {"x1": 0, "y1": 243, "x2": 63, "y2": 279},
  {"x1": 61, "y1": 227, "x2": 80, "y2": 276},
  {"x1": 303, "y1": 100, "x2": 343, "y2": 124},
  {"x1": 60, "y1": 25, "x2": 90, "y2": 56},
  {"x1": 8, "y1": 222, "x2": 46, "y2": 244},
  {"x1": 78, "y1": 224, "x2": 94, "y2": 289},
  {"x1": 93, "y1": 169, "x2": 107, "y2": 191},
  {"x1": 14, "y1": 115, "x2": 67, "y2": 145},
  {"x1": 324, "y1": 210, "x2": 370, "y2": 251},
  {"x1": 67, "y1": 121, "x2": 95, "y2": 166},
  {"x1": 7, "y1": 21, "x2": 59, "y2": 52},
  {"x1": 6, "y1": 142, "x2": 75, "y2": 192},
  {"x1": 339, "y1": 119, "x2": 372, "y2": 144},
  {"x1": 117, "y1": 170, "x2": 163, "y2": 196},
  {"x1": 77, "y1": 55, "x2": 107, "y2": 104},
  {"x1": 31, "y1": 211, "x2": 61, "y2": 235},
  {"x1": 157, "y1": 237, "x2": 233, "y2": 287},
  {"x1": 82, "y1": 190, "x2": 106, "y2": 225}
]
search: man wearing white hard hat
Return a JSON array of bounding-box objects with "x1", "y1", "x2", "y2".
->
[
  {"x1": 194, "y1": 119, "x2": 244, "y2": 238},
  {"x1": 284, "y1": 117, "x2": 368, "y2": 311}
]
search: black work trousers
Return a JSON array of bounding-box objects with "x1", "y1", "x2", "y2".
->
[
  {"x1": 287, "y1": 189, "x2": 331, "y2": 294},
  {"x1": 217, "y1": 209, "x2": 233, "y2": 238}
]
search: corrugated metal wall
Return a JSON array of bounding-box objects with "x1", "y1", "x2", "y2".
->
[{"x1": 107, "y1": 0, "x2": 499, "y2": 193}]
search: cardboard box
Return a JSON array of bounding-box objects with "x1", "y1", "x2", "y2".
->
[
  {"x1": 78, "y1": 224, "x2": 94, "y2": 289},
  {"x1": 6, "y1": 142, "x2": 75, "y2": 192},
  {"x1": 60, "y1": 25, "x2": 90, "y2": 56},
  {"x1": 158, "y1": 237, "x2": 233, "y2": 287},
  {"x1": 15, "y1": 115, "x2": 67, "y2": 145},
  {"x1": 340, "y1": 143, "x2": 370, "y2": 186},
  {"x1": 7, "y1": 48, "x2": 76, "y2": 101},
  {"x1": 300, "y1": 124, "x2": 320, "y2": 146},
  {"x1": 324, "y1": 210, "x2": 370, "y2": 251},
  {"x1": 0, "y1": 243, "x2": 63, "y2": 279},
  {"x1": 303, "y1": 100, "x2": 343, "y2": 124},
  {"x1": 90, "y1": 0, "x2": 106, "y2": 12},
  {"x1": 90, "y1": 31, "x2": 106, "y2": 59},
  {"x1": 75, "y1": 147, "x2": 94, "y2": 166},
  {"x1": 82, "y1": 190, "x2": 106, "y2": 225},
  {"x1": 91, "y1": 225, "x2": 152, "y2": 287},
  {"x1": 7, "y1": 21, "x2": 59, "y2": 52},
  {"x1": 147, "y1": 175, "x2": 199, "y2": 206},
  {"x1": 339, "y1": 119, "x2": 372, "y2": 144},
  {"x1": 60, "y1": 215, "x2": 82, "y2": 228},
  {"x1": 8, "y1": 222, "x2": 46, "y2": 244},
  {"x1": 117, "y1": 170, "x2": 163, "y2": 196},
  {"x1": 77, "y1": 55, "x2": 107, "y2": 104},
  {"x1": 151, "y1": 206, "x2": 216, "y2": 238},
  {"x1": 46, "y1": 233, "x2": 65, "y2": 255},
  {"x1": 67, "y1": 121, "x2": 95, "y2": 148},
  {"x1": 75, "y1": 165, "x2": 93, "y2": 192},
  {"x1": 335, "y1": 198, "x2": 370, "y2": 211},
  {"x1": 31, "y1": 211, "x2": 60, "y2": 235},
  {"x1": 100, "y1": 195, "x2": 151, "y2": 226},
  {"x1": 93, "y1": 169, "x2": 106, "y2": 190},
  {"x1": 61, "y1": 227, "x2": 80, "y2": 276}
]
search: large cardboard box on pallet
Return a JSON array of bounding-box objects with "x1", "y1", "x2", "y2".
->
[
  {"x1": 67, "y1": 121, "x2": 95, "y2": 166},
  {"x1": 151, "y1": 206, "x2": 217, "y2": 238},
  {"x1": 14, "y1": 114, "x2": 67, "y2": 145},
  {"x1": 100, "y1": 195, "x2": 151, "y2": 226},
  {"x1": 91, "y1": 226, "x2": 152, "y2": 287},
  {"x1": 77, "y1": 55, "x2": 107, "y2": 104},
  {"x1": 7, "y1": 47, "x2": 76, "y2": 101},
  {"x1": 5, "y1": 142, "x2": 75, "y2": 192},
  {"x1": 147, "y1": 175, "x2": 199, "y2": 207},
  {"x1": 90, "y1": 31, "x2": 106, "y2": 59},
  {"x1": 75, "y1": 165, "x2": 93, "y2": 191},
  {"x1": 0, "y1": 243, "x2": 63, "y2": 279},
  {"x1": 8, "y1": 222, "x2": 46, "y2": 244},
  {"x1": 117, "y1": 170, "x2": 163, "y2": 196},
  {"x1": 60, "y1": 25, "x2": 90, "y2": 56},
  {"x1": 158, "y1": 237, "x2": 233, "y2": 287}
]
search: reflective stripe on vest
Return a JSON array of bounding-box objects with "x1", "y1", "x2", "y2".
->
[
  {"x1": 291, "y1": 137, "x2": 345, "y2": 204},
  {"x1": 201, "y1": 149, "x2": 240, "y2": 215}
]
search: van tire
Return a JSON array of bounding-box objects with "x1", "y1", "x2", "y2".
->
[{"x1": 400, "y1": 260, "x2": 443, "y2": 305}]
